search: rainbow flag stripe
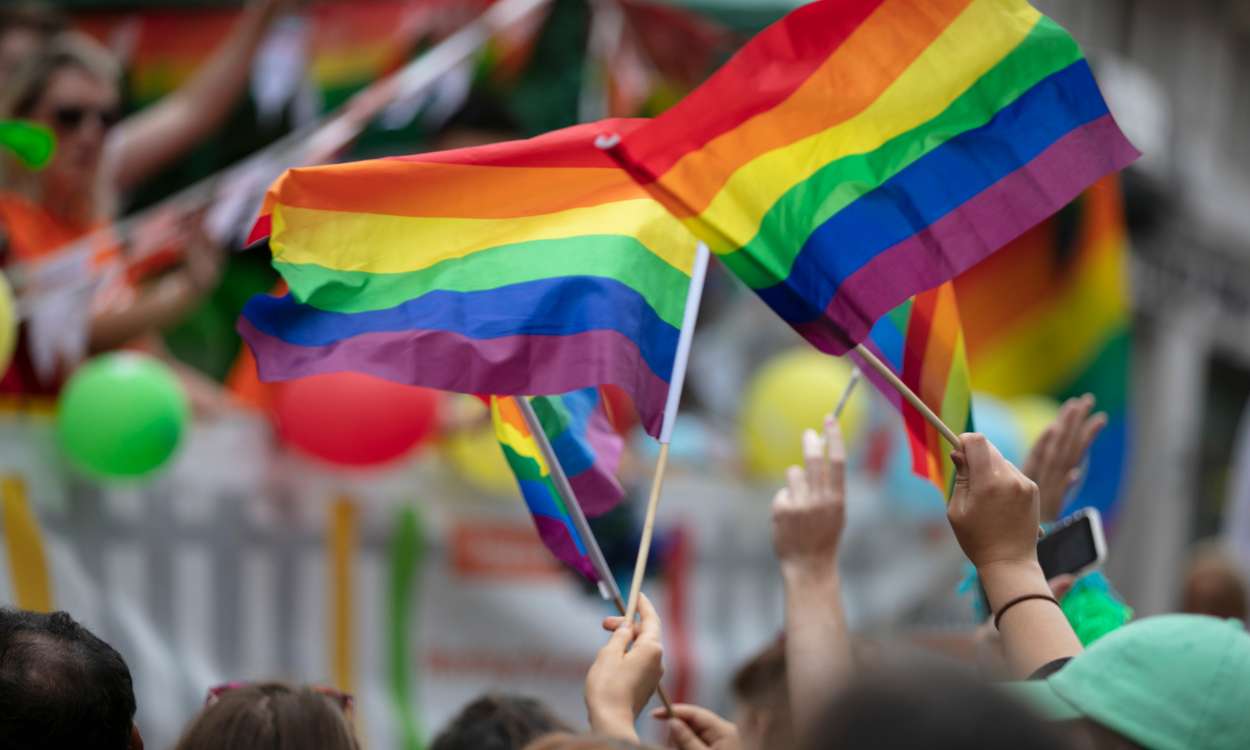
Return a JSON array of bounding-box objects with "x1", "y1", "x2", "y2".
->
[
  {"x1": 607, "y1": 0, "x2": 1138, "y2": 355},
  {"x1": 855, "y1": 282, "x2": 973, "y2": 497},
  {"x1": 955, "y1": 176, "x2": 1130, "y2": 520},
  {"x1": 491, "y1": 392, "x2": 623, "y2": 581},
  {"x1": 238, "y1": 120, "x2": 698, "y2": 438}
]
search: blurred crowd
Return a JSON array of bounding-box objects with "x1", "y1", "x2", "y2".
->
[{"x1": 3, "y1": 1, "x2": 1250, "y2": 749}]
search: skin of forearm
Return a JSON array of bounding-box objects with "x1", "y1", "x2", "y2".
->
[
  {"x1": 978, "y1": 559, "x2": 1083, "y2": 678},
  {"x1": 782, "y1": 564, "x2": 852, "y2": 733},
  {"x1": 88, "y1": 272, "x2": 201, "y2": 352}
]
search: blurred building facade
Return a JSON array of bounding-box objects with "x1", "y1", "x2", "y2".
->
[{"x1": 1038, "y1": 0, "x2": 1250, "y2": 613}]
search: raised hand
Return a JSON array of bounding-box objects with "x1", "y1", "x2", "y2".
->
[
  {"x1": 585, "y1": 594, "x2": 665, "y2": 742},
  {"x1": 948, "y1": 434, "x2": 1041, "y2": 571},
  {"x1": 771, "y1": 415, "x2": 846, "y2": 578},
  {"x1": 1021, "y1": 394, "x2": 1107, "y2": 521}
]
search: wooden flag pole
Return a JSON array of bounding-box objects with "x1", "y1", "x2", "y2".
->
[
  {"x1": 516, "y1": 396, "x2": 675, "y2": 714},
  {"x1": 623, "y1": 242, "x2": 711, "y2": 626},
  {"x1": 853, "y1": 343, "x2": 960, "y2": 448}
]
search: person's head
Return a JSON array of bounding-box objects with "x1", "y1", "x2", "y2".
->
[
  {"x1": 730, "y1": 637, "x2": 792, "y2": 750},
  {"x1": 0, "y1": 608, "x2": 139, "y2": 750},
  {"x1": 522, "y1": 733, "x2": 653, "y2": 750},
  {"x1": 1012, "y1": 614, "x2": 1250, "y2": 750},
  {"x1": 174, "y1": 682, "x2": 359, "y2": 750},
  {"x1": 802, "y1": 663, "x2": 1069, "y2": 750},
  {"x1": 0, "y1": 30, "x2": 120, "y2": 220},
  {"x1": 1181, "y1": 542, "x2": 1247, "y2": 621},
  {"x1": 0, "y1": 3, "x2": 65, "y2": 87},
  {"x1": 432, "y1": 693, "x2": 570, "y2": 750}
]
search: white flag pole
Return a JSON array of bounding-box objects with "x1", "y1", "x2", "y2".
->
[{"x1": 622, "y1": 241, "x2": 711, "y2": 625}]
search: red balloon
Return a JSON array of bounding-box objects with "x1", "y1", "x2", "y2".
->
[{"x1": 273, "y1": 372, "x2": 441, "y2": 468}]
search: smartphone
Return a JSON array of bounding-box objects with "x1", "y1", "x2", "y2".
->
[
  {"x1": 1037, "y1": 508, "x2": 1107, "y2": 580},
  {"x1": 974, "y1": 508, "x2": 1107, "y2": 616}
]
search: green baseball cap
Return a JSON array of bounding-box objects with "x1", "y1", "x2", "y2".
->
[{"x1": 1009, "y1": 614, "x2": 1250, "y2": 750}]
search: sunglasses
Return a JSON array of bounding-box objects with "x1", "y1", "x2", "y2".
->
[
  {"x1": 205, "y1": 682, "x2": 355, "y2": 716},
  {"x1": 51, "y1": 105, "x2": 122, "y2": 133}
]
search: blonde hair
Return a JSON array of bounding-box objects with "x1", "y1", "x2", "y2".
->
[{"x1": 0, "y1": 30, "x2": 120, "y2": 223}]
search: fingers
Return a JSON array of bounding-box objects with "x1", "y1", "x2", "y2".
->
[
  {"x1": 1076, "y1": 411, "x2": 1108, "y2": 456},
  {"x1": 825, "y1": 415, "x2": 846, "y2": 492},
  {"x1": 655, "y1": 704, "x2": 737, "y2": 738},
  {"x1": 599, "y1": 617, "x2": 636, "y2": 657},
  {"x1": 785, "y1": 465, "x2": 807, "y2": 507},
  {"x1": 667, "y1": 718, "x2": 710, "y2": 750},
  {"x1": 1048, "y1": 574, "x2": 1076, "y2": 601},
  {"x1": 635, "y1": 593, "x2": 663, "y2": 643},
  {"x1": 802, "y1": 428, "x2": 831, "y2": 503},
  {"x1": 602, "y1": 616, "x2": 626, "y2": 633},
  {"x1": 957, "y1": 433, "x2": 994, "y2": 479}
]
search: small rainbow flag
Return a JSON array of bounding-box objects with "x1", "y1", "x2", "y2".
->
[
  {"x1": 491, "y1": 392, "x2": 623, "y2": 580},
  {"x1": 238, "y1": 120, "x2": 699, "y2": 438},
  {"x1": 605, "y1": 0, "x2": 1138, "y2": 356},
  {"x1": 955, "y1": 176, "x2": 1130, "y2": 519},
  {"x1": 855, "y1": 282, "x2": 972, "y2": 497}
]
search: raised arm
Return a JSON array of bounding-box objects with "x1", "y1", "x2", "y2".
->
[
  {"x1": 773, "y1": 416, "x2": 852, "y2": 734},
  {"x1": 1021, "y1": 394, "x2": 1107, "y2": 522},
  {"x1": 948, "y1": 434, "x2": 1083, "y2": 678},
  {"x1": 108, "y1": 0, "x2": 291, "y2": 191}
]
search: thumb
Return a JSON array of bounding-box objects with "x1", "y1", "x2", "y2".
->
[
  {"x1": 604, "y1": 618, "x2": 635, "y2": 653},
  {"x1": 668, "y1": 718, "x2": 710, "y2": 750}
]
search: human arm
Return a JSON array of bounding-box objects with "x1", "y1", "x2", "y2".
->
[
  {"x1": 948, "y1": 434, "x2": 1083, "y2": 678},
  {"x1": 1021, "y1": 394, "x2": 1107, "y2": 522},
  {"x1": 773, "y1": 416, "x2": 851, "y2": 733},
  {"x1": 109, "y1": 0, "x2": 293, "y2": 191},
  {"x1": 585, "y1": 593, "x2": 666, "y2": 742}
]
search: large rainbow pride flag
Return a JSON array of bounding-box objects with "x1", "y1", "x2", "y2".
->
[
  {"x1": 955, "y1": 176, "x2": 1130, "y2": 520},
  {"x1": 239, "y1": 120, "x2": 699, "y2": 438},
  {"x1": 605, "y1": 0, "x2": 1138, "y2": 356},
  {"x1": 855, "y1": 282, "x2": 973, "y2": 497},
  {"x1": 491, "y1": 392, "x2": 623, "y2": 580}
]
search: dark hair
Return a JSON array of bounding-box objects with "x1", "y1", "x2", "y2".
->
[
  {"x1": 433, "y1": 693, "x2": 570, "y2": 750},
  {"x1": 731, "y1": 636, "x2": 792, "y2": 749},
  {"x1": 0, "y1": 608, "x2": 137, "y2": 750},
  {"x1": 0, "y1": 2, "x2": 66, "y2": 37},
  {"x1": 174, "y1": 682, "x2": 359, "y2": 750},
  {"x1": 523, "y1": 734, "x2": 656, "y2": 750},
  {"x1": 802, "y1": 664, "x2": 1069, "y2": 750}
]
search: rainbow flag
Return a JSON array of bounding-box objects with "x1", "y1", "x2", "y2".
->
[
  {"x1": 854, "y1": 282, "x2": 972, "y2": 497},
  {"x1": 238, "y1": 120, "x2": 699, "y2": 438},
  {"x1": 605, "y1": 0, "x2": 1138, "y2": 356},
  {"x1": 954, "y1": 176, "x2": 1130, "y2": 520},
  {"x1": 491, "y1": 393, "x2": 622, "y2": 580}
]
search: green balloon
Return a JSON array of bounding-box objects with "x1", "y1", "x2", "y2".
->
[
  {"x1": 0, "y1": 120, "x2": 55, "y2": 170},
  {"x1": 56, "y1": 353, "x2": 189, "y2": 480}
]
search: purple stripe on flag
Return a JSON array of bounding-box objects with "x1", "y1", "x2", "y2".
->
[
  {"x1": 532, "y1": 514, "x2": 596, "y2": 580},
  {"x1": 238, "y1": 318, "x2": 671, "y2": 436},
  {"x1": 795, "y1": 115, "x2": 1139, "y2": 354}
]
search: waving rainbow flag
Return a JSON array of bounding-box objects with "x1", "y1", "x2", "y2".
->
[
  {"x1": 491, "y1": 392, "x2": 622, "y2": 581},
  {"x1": 855, "y1": 282, "x2": 972, "y2": 497},
  {"x1": 239, "y1": 120, "x2": 699, "y2": 438},
  {"x1": 605, "y1": 0, "x2": 1138, "y2": 356},
  {"x1": 955, "y1": 176, "x2": 1130, "y2": 520}
]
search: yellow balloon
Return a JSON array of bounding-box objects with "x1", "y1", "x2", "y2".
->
[
  {"x1": 0, "y1": 272, "x2": 14, "y2": 375},
  {"x1": 740, "y1": 349, "x2": 867, "y2": 479},
  {"x1": 439, "y1": 396, "x2": 516, "y2": 495},
  {"x1": 1007, "y1": 395, "x2": 1062, "y2": 451}
]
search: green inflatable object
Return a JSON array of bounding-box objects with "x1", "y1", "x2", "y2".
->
[
  {"x1": 0, "y1": 120, "x2": 55, "y2": 170},
  {"x1": 56, "y1": 353, "x2": 189, "y2": 480}
]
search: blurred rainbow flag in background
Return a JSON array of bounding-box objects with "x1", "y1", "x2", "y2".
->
[
  {"x1": 238, "y1": 119, "x2": 699, "y2": 438},
  {"x1": 491, "y1": 391, "x2": 624, "y2": 580},
  {"x1": 606, "y1": 0, "x2": 1138, "y2": 356},
  {"x1": 955, "y1": 176, "x2": 1131, "y2": 521},
  {"x1": 855, "y1": 282, "x2": 973, "y2": 498}
]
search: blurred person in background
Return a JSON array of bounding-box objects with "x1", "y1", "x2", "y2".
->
[
  {"x1": 0, "y1": 607, "x2": 141, "y2": 750},
  {"x1": 0, "y1": 2, "x2": 66, "y2": 87},
  {"x1": 727, "y1": 637, "x2": 791, "y2": 750},
  {"x1": 524, "y1": 734, "x2": 656, "y2": 750},
  {"x1": 174, "y1": 682, "x2": 358, "y2": 750},
  {"x1": 1180, "y1": 540, "x2": 1247, "y2": 621},
  {"x1": 432, "y1": 693, "x2": 572, "y2": 750},
  {"x1": 0, "y1": 0, "x2": 293, "y2": 400}
]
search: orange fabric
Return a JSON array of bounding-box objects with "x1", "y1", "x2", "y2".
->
[{"x1": 0, "y1": 193, "x2": 126, "y2": 397}]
